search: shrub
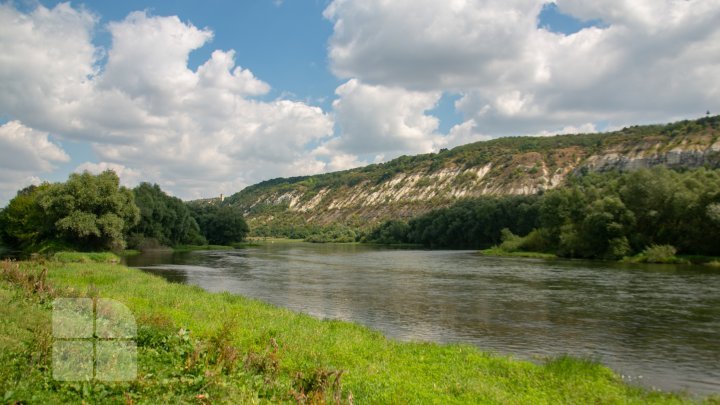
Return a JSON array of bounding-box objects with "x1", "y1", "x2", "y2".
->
[
  {"x1": 499, "y1": 228, "x2": 523, "y2": 252},
  {"x1": 640, "y1": 244, "x2": 678, "y2": 263},
  {"x1": 518, "y1": 228, "x2": 553, "y2": 253}
]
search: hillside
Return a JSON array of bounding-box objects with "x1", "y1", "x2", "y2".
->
[{"x1": 224, "y1": 116, "x2": 720, "y2": 235}]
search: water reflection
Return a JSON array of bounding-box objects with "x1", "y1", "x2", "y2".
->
[{"x1": 125, "y1": 244, "x2": 720, "y2": 396}]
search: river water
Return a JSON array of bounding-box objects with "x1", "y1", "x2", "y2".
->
[{"x1": 124, "y1": 243, "x2": 720, "y2": 396}]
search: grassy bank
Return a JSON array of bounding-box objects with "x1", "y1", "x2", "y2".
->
[
  {"x1": 479, "y1": 247, "x2": 558, "y2": 260},
  {"x1": 480, "y1": 247, "x2": 720, "y2": 268},
  {"x1": 1, "y1": 258, "x2": 695, "y2": 403}
]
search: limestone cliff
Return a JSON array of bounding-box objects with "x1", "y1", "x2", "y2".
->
[{"x1": 224, "y1": 116, "x2": 720, "y2": 229}]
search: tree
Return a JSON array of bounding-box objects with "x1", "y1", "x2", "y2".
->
[
  {"x1": 38, "y1": 171, "x2": 139, "y2": 251},
  {"x1": 189, "y1": 204, "x2": 249, "y2": 245},
  {"x1": 129, "y1": 183, "x2": 205, "y2": 247},
  {"x1": 0, "y1": 184, "x2": 53, "y2": 251}
]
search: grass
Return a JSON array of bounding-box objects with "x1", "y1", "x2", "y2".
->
[
  {"x1": 52, "y1": 251, "x2": 120, "y2": 264},
  {"x1": 479, "y1": 247, "x2": 558, "y2": 260},
  {"x1": 0, "y1": 256, "x2": 700, "y2": 403},
  {"x1": 121, "y1": 249, "x2": 141, "y2": 257},
  {"x1": 677, "y1": 255, "x2": 720, "y2": 266}
]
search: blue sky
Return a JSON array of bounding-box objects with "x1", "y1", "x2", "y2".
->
[{"x1": 1, "y1": 0, "x2": 718, "y2": 202}]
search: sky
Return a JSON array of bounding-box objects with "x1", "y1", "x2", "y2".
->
[{"x1": 1, "y1": 0, "x2": 719, "y2": 204}]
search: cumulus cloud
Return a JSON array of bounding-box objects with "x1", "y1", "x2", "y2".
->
[
  {"x1": 0, "y1": 3, "x2": 97, "y2": 135},
  {"x1": 325, "y1": 79, "x2": 442, "y2": 156},
  {"x1": 324, "y1": 0, "x2": 543, "y2": 91},
  {"x1": 0, "y1": 4, "x2": 333, "y2": 200},
  {"x1": 0, "y1": 121, "x2": 69, "y2": 172},
  {"x1": 0, "y1": 121, "x2": 69, "y2": 204},
  {"x1": 74, "y1": 162, "x2": 143, "y2": 188},
  {"x1": 325, "y1": 0, "x2": 720, "y2": 137}
]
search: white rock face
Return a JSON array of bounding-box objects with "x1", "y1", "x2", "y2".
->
[{"x1": 241, "y1": 132, "x2": 720, "y2": 224}]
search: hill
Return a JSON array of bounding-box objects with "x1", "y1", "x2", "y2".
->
[{"x1": 223, "y1": 116, "x2": 720, "y2": 236}]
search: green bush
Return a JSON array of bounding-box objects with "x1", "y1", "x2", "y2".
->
[
  {"x1": 640, "y1": 244, "x2": 678, "y2": 263},
  {"x1": 518, "y1": 228, "x2": 553, "y2": 253},
  {"x1": 499, "y1": 228, "x2": 523, "y2": 252}
]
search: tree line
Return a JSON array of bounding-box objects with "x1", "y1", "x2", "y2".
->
[
  {"x1": 0, "y1": 171, "x2": 248, "y2": 253},
  {"x1": 367, "y1": 167, "x2": 720, "y2": 259}
]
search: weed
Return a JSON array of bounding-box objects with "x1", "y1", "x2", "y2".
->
[
  {"x1": 1, "y1": 259, "x2": 55, "y2": 299},
  {"x1": 291, "y1": 368, "x2": 346, "y2": 404},
  {"x1": 245, "y1": 338, "x2": 280, "y2": 379}
]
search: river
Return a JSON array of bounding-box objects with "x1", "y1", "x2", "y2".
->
[{"x1": 124, "y1": 242, "x2": 720, "y2": 396}]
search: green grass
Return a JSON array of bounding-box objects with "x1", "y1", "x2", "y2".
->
[
  {"x1": 0, "y1": 257, "x2": 698, "y2": 403},
  {"x1": 622, "y1": 255, "x2": 690, "y2": 265},
  {"x1": 479, "y1": 247, "x2": 558, "y2": 260},
  {"x1": 52, "y1": 251, "x2": 120, "y2": 264},
  {"x1": 677, "y1": 255, "x2": 720, "y2": 265},
  {"x1": 120, "y1": 249, "x2": 141, "y2": 257}
]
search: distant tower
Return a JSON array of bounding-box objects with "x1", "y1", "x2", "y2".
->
[{"x1": 220, "y1": 193, "x2": 224, "y2": 202}]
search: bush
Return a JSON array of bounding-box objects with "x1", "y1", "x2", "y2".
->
[
  {"x1": 518, "y1": 228, "x2": 553, "y2": 253},
  {"x1": 640, "y1": 244, "x2": 677, "y2": 263},
  {"x1": 499, "y1": 228, "x2": 523, "y2": 252}
]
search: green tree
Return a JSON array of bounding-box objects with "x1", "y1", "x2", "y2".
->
[
  {"x1": 130, "y1": 183, "x2": 205, "y2": 247},
  {"x1": 0, "y1": 184, "x2": 53, "y2": 251},
  {"x1": 38, "y1": 171, "x2": 139, "y2": 251},
  {"x1": 189, "y1": 204, "x2": 249, "y2": 245}
]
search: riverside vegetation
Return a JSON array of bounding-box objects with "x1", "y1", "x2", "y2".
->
[
  {"x1": 0, "y1": 255, "x2": 699, "y2": 403},
  {"x1": 224, "y1": 115, "x2": 720, "y2": 241},
  {"x1": 0, "y1": 172, "x2": 249, "y2": 256},
  {"x1": 366, "y1": 167, "x2": 720, "y2": 263}
]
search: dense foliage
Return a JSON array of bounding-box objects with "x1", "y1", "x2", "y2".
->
[
  {"x1": 0, "y1": 171, "x2": 139, "y2": 252},
  {"x1": 367, "y1": 167, "x2": 720, "y2": 259},
  {"x1": 129, "y1": 183, "x2": 205, "y2": 248},
  {"x1": 0, "y1": 173, "x2": 251, "y2": 253},
  {"x1": 188, "y1": 203, "x2": 249, "y2": 245},
  {"x1": 367, "y1": 196, "x2": 541, "y2": 248}
]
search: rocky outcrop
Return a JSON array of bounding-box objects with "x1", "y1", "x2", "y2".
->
[
  {"x1": 581, "y1": 140, "x2": 720, "y2": 172},
  {"x1": 224, "y1": 117, "x2": 720, "y2": 227}
]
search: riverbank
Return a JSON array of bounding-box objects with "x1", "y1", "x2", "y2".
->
[
  {"x1": 0, "y1": 257, "x2": 695, "y2": 403},
  {"x1": 479, "y1": 247, "x2": 720, "y2": 268},
  {"x1": 479, "y1": 247, "x2": 558, "y2": 260}
]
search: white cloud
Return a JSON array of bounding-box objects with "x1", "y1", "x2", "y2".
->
[
  {"x1": 0, "y1": 4, "x2": 334, "y2": 200},
  {"x1": 532, "y1": 123, "x2": 599, "y2": 137},
  {"x1": 325, "y1": 0, "x2": 720, "y2": 136},
  {"x1": 324, "y1": 0, "x2": 543, "y2": 91},
  {"x1": 0, "y1": 3, "x2": 97, "y2": 135},
  {"x1": 74, "y1": 162, "x2": 142, "y2": 188},
  {"x1": 441, "y1": 120, "x2": 493, "y2": 149},
  {"x1": 0, "y1": 121, "x2": 69, "y2": 204},
  {"x1": 0, "y1": 121, "x2": 69, "y2": 172},
  {"x1": 325, "y1": 79, "x2": 442, "y2": 156}
]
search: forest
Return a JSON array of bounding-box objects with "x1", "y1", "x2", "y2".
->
[
  {"x1": 0, "y1": 171, "x2": 248, "y2": 254},
  {"x1": 366, "y1": 167, "x2": 720, "y2": 261},
  {"x1": 3, "y1": 165, "x2": 720, "y2": 263}
]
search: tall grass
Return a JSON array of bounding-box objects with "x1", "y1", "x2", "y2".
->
[{"x1": 0, "y1": 257, "x2": 694, "y2": 403}]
